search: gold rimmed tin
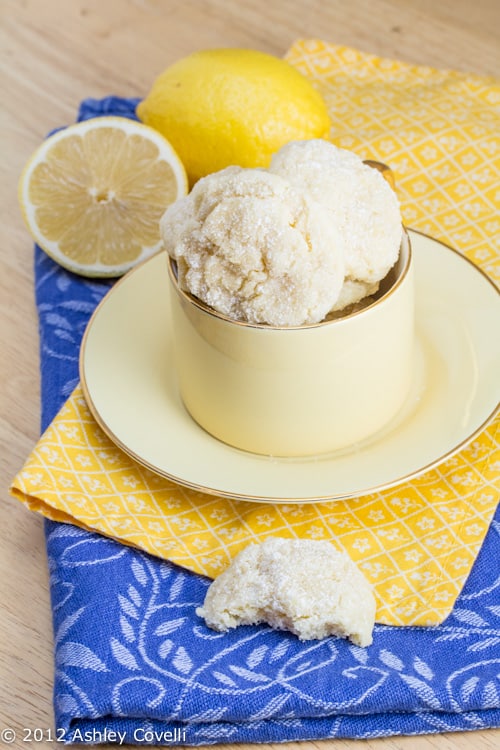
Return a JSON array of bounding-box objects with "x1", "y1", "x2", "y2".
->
[{"x1": 167, "y1": 229, "x2": 415, "y2": 457}]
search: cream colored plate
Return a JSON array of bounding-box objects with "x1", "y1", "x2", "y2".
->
[{"x1": 80, "y1": 230, "x2": 500, "y2": 503}]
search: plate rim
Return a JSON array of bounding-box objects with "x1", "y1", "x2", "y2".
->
[{"x1": 79, "y1": 229, "x2": 500, "y2": 503}]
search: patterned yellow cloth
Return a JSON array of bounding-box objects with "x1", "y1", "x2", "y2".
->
[
  {"x1": 286, "y1": 40, "x2": 500, "y2": 280},
  {"x1": 11, "y1": 40, "x2": 499, "y2": 627}
]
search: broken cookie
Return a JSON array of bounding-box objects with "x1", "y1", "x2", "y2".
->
[{"x1": 196, "y1": 537, "x2": 376, "y2": 646}]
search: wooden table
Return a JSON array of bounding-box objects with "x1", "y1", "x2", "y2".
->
[{"x1": 1, "y1": 1, "x2": 499, "y2": 748}]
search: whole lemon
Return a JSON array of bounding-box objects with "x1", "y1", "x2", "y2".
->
[{"x1": 137, "y1": 48, "x2": 331, "y2": 185}]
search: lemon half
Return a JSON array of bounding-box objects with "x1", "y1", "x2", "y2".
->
[{"x1": 18, "y1": 116, "x2": 188, "y2": 277}]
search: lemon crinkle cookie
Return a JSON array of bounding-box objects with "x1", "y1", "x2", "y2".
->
[
  {"x1": 270, "y1": 139, "x2": 403, "y2": 311},
  {"x1": 161, "y1": 167, "x2": 346, "y2": 326},
  {"x1": 196, "y1": 537, "x2": 376, "y2": 647}
]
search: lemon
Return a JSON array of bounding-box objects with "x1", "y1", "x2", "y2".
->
[
  {"x1": 18, "y1": 116, "x2": 188, "y2": 277},
  {"x1": 137, "y1": 48, "x2": 331, "y2": 186}
]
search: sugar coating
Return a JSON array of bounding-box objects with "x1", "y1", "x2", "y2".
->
[
  {"x1": 196, "y1": 537, "x2": 376, "y2": 646},
  {"x1": 270, "y1": 140, "x2": 403, "y2": 290},
  {"x1": 160, "y1": 167, "x2": 346, "y2": 326}
]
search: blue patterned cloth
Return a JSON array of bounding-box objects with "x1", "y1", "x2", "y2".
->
[{"x1": 36, "y1": 97, "x2": 500, "y2": 745}]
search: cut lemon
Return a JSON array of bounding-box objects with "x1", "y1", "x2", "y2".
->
[{"x1": 18, "y1": 116, "x2": 188, "y2": 277}]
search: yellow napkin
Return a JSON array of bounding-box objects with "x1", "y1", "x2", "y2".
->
[
  {"x1": 11, "y1": 40, "x2": 499, "y2": 627},
  {"x1": 287, "y1": 40, "x2": 500, "y2": 280}
]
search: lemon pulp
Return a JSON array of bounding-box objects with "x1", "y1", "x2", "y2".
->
[{"x1": 19, "y1": 116, "x2": 188, "y2": 277}]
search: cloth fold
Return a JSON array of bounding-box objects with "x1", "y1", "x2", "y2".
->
[
  {"x1": 9, "y1": 39, "x2": 500, "y2": 743},
  {"x1": 11, "y1": 380, "x2": 500, "y2": 627}
]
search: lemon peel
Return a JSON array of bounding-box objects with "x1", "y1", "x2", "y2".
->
[{"x1": 137, "y1": 48, "x2": 331, "y2": 186}]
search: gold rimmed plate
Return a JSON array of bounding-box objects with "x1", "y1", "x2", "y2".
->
[{"x1": 79, "y1": 230, "x2": 500, "y2": 503}]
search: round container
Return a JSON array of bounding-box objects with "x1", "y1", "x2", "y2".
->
[{"x1": 167, "y1": 229, "x2": 414, "y2": 456}]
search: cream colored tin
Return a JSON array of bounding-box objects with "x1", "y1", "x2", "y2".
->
[{"x1": 167, "y1": 230, "x2": 414, "y2": 456}]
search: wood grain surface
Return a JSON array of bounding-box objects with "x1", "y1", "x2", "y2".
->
[{"x1": 1, "y1": 1, "x2": 499, "y2": 748}]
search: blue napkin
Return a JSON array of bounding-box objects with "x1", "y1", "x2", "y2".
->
[{"x1": 36, "y1": 97, "x2": 500, "y2": 745}]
